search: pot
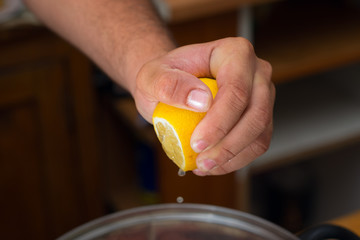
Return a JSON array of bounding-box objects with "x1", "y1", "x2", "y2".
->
[{"x1": 58, "y1": 203, "x2": 359, "y2": 240}]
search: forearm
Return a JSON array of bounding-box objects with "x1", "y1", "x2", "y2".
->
[{"x1": 23, "y1": 0, "x2": 175, "y2": 94}]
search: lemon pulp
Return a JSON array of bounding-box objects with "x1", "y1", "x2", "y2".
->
[{"x1": 153, "y1": 118, "x2": 185, "y2": 168}]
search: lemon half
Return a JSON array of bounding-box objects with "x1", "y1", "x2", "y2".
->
[{"x1": 152, "y1": 78, "x2": 218, "y2": 171}]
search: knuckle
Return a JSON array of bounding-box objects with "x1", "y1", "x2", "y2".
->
[
  {"x1": 249, "y1": 98, "x2": 273, "y2": 135},
  {"x1": 212, "y1": 124, "x2": 228, "y2": 140},
  {"x1": 248, "y1": 108, "x2": 270, "y2": 135},
  {"x1": 263, "y1": 60, "x2": 273, "y2": 76},
  {"x1": 211, "y1": 165, "x2": 229, "y2": 175},
  {"x1": 256, "y1": 105, "x2": 272, "y2": 127},
  {"x1": 259, "y1": 59, "x2": 273, "y2": 81},
  {"x1": 218, "y1": 145, "x2": 237, "y2": 163},
  {"x1": 223, "y1": 146, "x2": 237, "y2": 159},
  {"x1": 154, "y1": 72, "x2": 179, "y2": 101},
  {"x1": 221, "y1": 37, "x2": 255, "y2": 58},
  {"x1": 237, "y1": 37, "x2": 255, "y2": 57},
  {"x1": 227, "y1": 84, "x2": 249, "y2": 113},
  {"x1": 250, "y1": 138, "x2": 270, "y2": 157},
  {"x1": 207, "y1": 159, "x2": 230, "y2": 175},
  {"x1": 270, "y1": 82, "x2": 276, "y2": 102}
]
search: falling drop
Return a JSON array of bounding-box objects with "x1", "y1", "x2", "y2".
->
[
  {"x1": 176, "y1": 196, "x2": 184, "y2": 203},
  {"x1": 178, "y1": 169, "x2": 186, "y2": 177}
]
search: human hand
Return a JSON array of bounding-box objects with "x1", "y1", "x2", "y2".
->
[{"x1": 133, "y1": 37, "x2": 275, "y2": 176}]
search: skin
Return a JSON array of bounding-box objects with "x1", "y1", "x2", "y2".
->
[{"x1": 24, "y1": 0, "x2": 275, "y2": 176}]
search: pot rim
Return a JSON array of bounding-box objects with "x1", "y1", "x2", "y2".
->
[{"x1": 58, "y1": 203, "x2": 298, "y2": 240}]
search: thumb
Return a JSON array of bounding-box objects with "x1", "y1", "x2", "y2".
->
[
  {"x1": 156, "y1": 70, "x2": 213, "y2": 112},
  {"x1": 138, "y1": 67, "x2": 213, "y2": 113}
]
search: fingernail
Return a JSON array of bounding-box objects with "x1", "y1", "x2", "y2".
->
[
  {"x1": 191, "y1": 140, "x2": 208, "y2": 153},
  {"x1": 198, "y1": 159, "x2": 217, "y2": 172},
  {"x1": 187, "y1": 89, "x2": 209, "y2": 112}
]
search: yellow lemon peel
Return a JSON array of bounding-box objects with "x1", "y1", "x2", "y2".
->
[{"x1": 152, "y1": 78, "x2": 218, "y2": 171}]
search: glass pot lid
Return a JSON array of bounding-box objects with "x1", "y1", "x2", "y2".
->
[{"x1": 58, "y1": 203, "x2": 298, "y2": 240}]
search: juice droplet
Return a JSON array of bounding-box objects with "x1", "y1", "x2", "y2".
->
[
  {"x1": 176, "y1": 196, "x2": 184, "y2": 203},
  {"x1": 178, "y1": 169, "x2": 186, "y2": 177}
]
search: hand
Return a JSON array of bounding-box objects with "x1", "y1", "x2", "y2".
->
[{"x1": 134, "y1": 37, "x2": 275, "y2": 176}]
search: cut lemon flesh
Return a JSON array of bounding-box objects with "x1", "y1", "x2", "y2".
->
[
  {"x1": 152, "y1": 78, "x2": 218, "y2": 171},
  {"x1": 153, "y1": 117, "x2": 185, "y2": 169}
]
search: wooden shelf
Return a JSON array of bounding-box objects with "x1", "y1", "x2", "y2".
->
[
  {"x1": 154, "y1": 0, "x2": 279, "y2": 23},
  {"x1": 250, "y1": 62, "x2": 360, "y2": 174},
  {"x1": 249, "y1": 1, "x2": 360, "y2": 173},
  {"x1": 254, "y1": 2, "x2": 360, "y2": 84}
]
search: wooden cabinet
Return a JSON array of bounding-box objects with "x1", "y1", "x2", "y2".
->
[{"x1": 0, "y1": 27, "x2": 104, "y2": 239}]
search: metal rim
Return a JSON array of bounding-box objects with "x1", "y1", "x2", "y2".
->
[{"x1": 58, "y1": 203, "x2": 298, "y2": 240}]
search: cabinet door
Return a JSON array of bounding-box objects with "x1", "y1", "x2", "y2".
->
[{"x1": 0, "y1": 61, "x2": 96, "y2": 239}]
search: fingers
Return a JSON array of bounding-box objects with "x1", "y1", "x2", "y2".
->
[
  {"x1": 190, "y1": 38, "x2": 256, "y2": 153},
  {"x1": 193, "y1": 123, "x2": 273, "y2": 176},
  {"x1": 194, "y1": 58, "x2": 275, "y2": 175}
]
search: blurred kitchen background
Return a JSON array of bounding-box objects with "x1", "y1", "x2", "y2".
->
[{"x1": 1, "y1": 0, "x2": 360, "y2": 239}]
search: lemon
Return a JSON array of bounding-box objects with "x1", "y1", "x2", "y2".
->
[{"x1": 152, "y1": 78, "x2": 218, "y2": 171}]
